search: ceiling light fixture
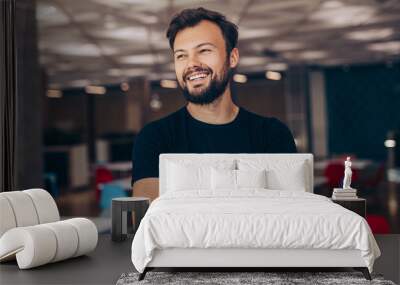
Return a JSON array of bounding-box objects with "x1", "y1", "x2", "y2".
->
[
  {"x1": 297, "y1": 51, "x2": 328, "y2": 60},
  {"x1": 108, "y1": 69, "x2": 123, "y2": 76},
  {"x1": 119, "y1": 54, "x2": 166, "y2": 65},
  {"x1": 233, "y1": 74, "x2": 247, "y2": 83},
  {"x1": 95, "y1": 27, "x2": 148, "y2": 40},
  {"x1": 239, "y1": 28, "x2": 275, "y2": 40},
  {"x1": 265, "y1": 71, "x2": 282, "y2": 81},
  {"x1": 384, "y1": 139, "x2": 396, "y2": 148},
  {"x1": 346, "y1": 28, "x2": 393, "y2": 41},
  {"x1": 312, "y1": 6, "x2": 375, "y2": 27},
  {"x1": 46, "y1": 89, "x2": 62, "y2": 98},
  {"x1": 322, "y1": 0, "x2": 344, "y2": 9},
  {"x1": 123, "y1": 68, "x2": 149, "y2": 77},
  {"x1": 239, "y1": 56, "x2": 268, "y2": 66},
  {"x1": 69, "y1": 79, "x2": 91, "y2": 88},
  {"x1": 85, "y1": 85, "x2": 106, "y2": 95},
  {"x1": 150, "y1": 94, "x2": 162, "y2": 111},
  {"x1": 50, "y1": 43, "x2": 102, "y2": 57},
  {"x1": 265, "y1": 63, "x2": 288, "y2": 71},
  {"x1": 368, "y1": 41, "x2": 400, "y2": 54},
  {"x1": 120, "y1": 82, "x2": 130, "y2": 92},
  {"x1": 271, "y1": 41, "x2": 304, "y2": 51},
  {"x1": 160, "y1": 79, "x2": 178, "y2": 89}
]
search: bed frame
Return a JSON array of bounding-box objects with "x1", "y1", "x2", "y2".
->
[
  {"x1": 140, "y1": 248, "x2": 370, "y2": 280},
  {"x1": 138, "y1": 154, "x2": 371, "y2": 281}
]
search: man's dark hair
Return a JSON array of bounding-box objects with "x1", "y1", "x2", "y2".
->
[{"x1": 166, "y1": 7, "x2": 238, "y2": 56}]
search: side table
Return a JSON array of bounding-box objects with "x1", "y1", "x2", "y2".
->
[
  {"x1": 331, "y1": 198, "x2": 366, "y2": 218},
  {"x1": 112, "y1": 197, "x2": 150, "y2": 242}
]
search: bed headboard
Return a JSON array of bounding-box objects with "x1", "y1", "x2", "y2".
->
[{"x1": 159, "y1": 153, "x2": 314, "y2": 195}]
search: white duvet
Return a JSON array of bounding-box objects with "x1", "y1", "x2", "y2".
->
[{"x1": 131, "y1": 190, "x2": 380, "y2": 273}]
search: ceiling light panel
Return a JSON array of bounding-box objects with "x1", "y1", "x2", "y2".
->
[
  {"x1": 346, "y1": 28, "x2": 394, "y2": 41},
  {"x1": 249, "y1": 0, "x2": 314, "y2": 13},
  {"x1": 311, "y1": 5, "x2": 376, "y2": 28},
  {"x1": 299, "y1": 50, "x2": 328, "y2": 60},
  {"x1": 74, "y1": 12, "x2": 102, "y2": 22},
  {"x1": 368, "y1": 41, "x2": 400, "y2": 54},
  {"x1": 36, "y1": 2, "x2": 69, "y2": 26},
  {"x1": 239, "y1": 56, "x2": 269, "y2": 66},
  {"x1": 93, "y1": 0, "x2": 168, "y2": 12},
  {"x1": 119, "y1": 54, "x2": 168, "y2": 65},
  {"x1": 69, "y1": 79, "x2": 92, "y2": 88},
  {"x1": 93, "y1": 26, "x2": 148, "y2": 40},
  {"x1": 49, "y1": 43, "x2": 102, "y2": 57},
  {"x1": 239, "y1": 28, "x2": 276, "y2": 40},
  {"x1": 271, "y1": 41, "x2": 305, "y2": 51},
  {"x1": 265, "y1": 62, "x2": 288, "y2": 71}
]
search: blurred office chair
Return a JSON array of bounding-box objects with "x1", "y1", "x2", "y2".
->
[
  {"x1": 95, "y1": 167, "x2": 113, "y2": 202},
  {"x1": 364, "y1": 163, "x2": 385, "y2": 189},
  {"x1": 324, "y1": 161, "x2": 359, "y2": 189},
  {"x1": 43, "y1": 172, "x2": 59, "y2": 198},
  {"x1": 99, "y1": 183, "x2": 127, "y2": 217},
  {"x1": 366, "y1": 214, "x2": 391, "y2": 234}
]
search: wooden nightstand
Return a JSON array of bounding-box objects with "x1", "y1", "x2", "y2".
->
[{"x1": 331, "y1": 198, "x2": 366, "y2": 218}]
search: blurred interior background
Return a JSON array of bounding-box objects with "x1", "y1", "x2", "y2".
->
[{"x1": 2, "y1": 0, "x2": 400, "y2": 234}]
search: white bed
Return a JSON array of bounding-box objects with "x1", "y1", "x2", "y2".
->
[{"x1": 131, "y1": 154, "x2": 380, "y2": 280}]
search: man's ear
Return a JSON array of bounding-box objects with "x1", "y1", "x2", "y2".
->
[{"x1": 229, "y1": 48, "x2": 239, "y2": 68}]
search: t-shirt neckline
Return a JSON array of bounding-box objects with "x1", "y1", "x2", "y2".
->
[{"x1": 184, "y1": 106, "x2": 242, "y2": 128}]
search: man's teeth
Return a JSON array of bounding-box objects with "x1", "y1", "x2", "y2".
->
[{"x1": 188, "y1": 73, "x2": 208, "y2": 81}]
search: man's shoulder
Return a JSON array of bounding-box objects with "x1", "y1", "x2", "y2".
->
[
  {"x1": 241, "y1": 107, "x2": 268, "y2": 121},
  {"x1": 158, "y1": 106, "x2": 186, "y2": 124},
  {"x1": 139, "y1": 107, "x2": 185, "y2": 135},
  {"x1": 240, "y1": 107, "x2": 296, "y2": 153},
  {"x1": 240, "y1": 107, "x2": 290, "y2": 131},
  {"x1": 240, "y1": 107, "x2": 273, "y2": 125}
]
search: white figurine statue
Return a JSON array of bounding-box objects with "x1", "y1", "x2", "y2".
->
[{"x1": 342, "y1": 157, "x2": 353, "y2": 189}]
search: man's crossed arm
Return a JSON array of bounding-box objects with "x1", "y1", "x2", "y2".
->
[{"x1": 132, "y1": 177, "x2": 159, "y2": 202}]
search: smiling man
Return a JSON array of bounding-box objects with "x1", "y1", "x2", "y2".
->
[{"x1": 132, "y1": 7, "x2": 297, "y2": 201}]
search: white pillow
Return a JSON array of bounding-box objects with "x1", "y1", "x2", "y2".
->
[
  {"x1": 237, "y1": 169, "x2": 267, "y2": 188},
  {"x1": 238, "y1": 159, "x2": 307, "y2": 191},
  {"x1": 211, "y1": 168, "x2": 267, "y2": 190},
  {"x1": 211, "y1": 168, "x2": 236, "y2": 190},
  {"x1": 166, "y1": 160, "x2": 235, "y2": 191}
]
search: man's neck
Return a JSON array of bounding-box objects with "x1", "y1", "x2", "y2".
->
[{"x1": 186, "y1": 90, "x2": 239, "y2": 125}]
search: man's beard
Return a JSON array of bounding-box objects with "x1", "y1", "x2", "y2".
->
[{"x1": 181, "y1": 62, "x2": 232, "y2": 105}]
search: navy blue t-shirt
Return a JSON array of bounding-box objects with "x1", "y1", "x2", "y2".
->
[{"x1": 131, "y1": 106, "x2": 297, "y2": 185}]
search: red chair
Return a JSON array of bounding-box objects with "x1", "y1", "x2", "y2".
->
[
  {"x1": 366, "y1": 214, "x2": 390, "y2": 234},
  {"x1": 324, "y1": 161, "x2": 359, "y2": 189},
  {"x1": 363, "y1": 163, "x2": 385, "y2": 189},
  {"x1": 95, "y1": 167, "x2": 113, "y2": 202}
]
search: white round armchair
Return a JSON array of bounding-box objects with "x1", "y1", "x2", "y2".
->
[{"x1": 0, "y1": 189, "x2": 98, "y2": 269}]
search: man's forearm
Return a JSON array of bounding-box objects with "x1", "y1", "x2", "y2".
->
[
  {"x1": 132, "y1": 187, "x2": 158, "y2": 202},
  {"x1": 132, "y1": 178, "x2": 159, "y2": 202}
]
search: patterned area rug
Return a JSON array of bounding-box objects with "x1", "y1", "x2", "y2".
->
[{"x1": 116, "y1": 271, "x2": 396, "y2": 285}]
